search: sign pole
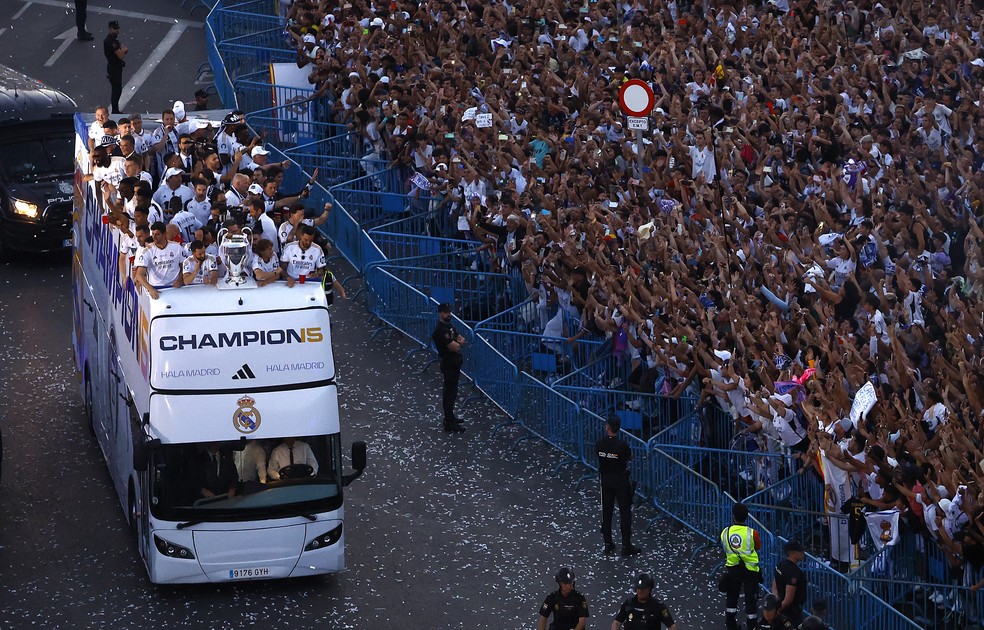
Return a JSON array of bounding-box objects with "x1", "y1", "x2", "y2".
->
[{"x1": 619, "y1": 80, "x2": 655, "y2": 178}]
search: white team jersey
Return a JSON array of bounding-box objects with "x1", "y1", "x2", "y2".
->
[
  {"x1": 280, "y1": 241, "x2": 325, "y2": 279},
  {"x1": 131, "y1": 129, "x2": 153, "y2": 154},
  {"x1": 152, "y1": 184, "x2": 194, "y2": 213},
  {"x1": 89, "y1": 120, "x2": 104, "y2": 142},
  {"x1": 93, "y1": 157, "x2": 127, "y2": 189},
  {"x1": 224, "y1": 187, "x2": 246, "y2": 209},
  {"x1": 216, "y1": 130, "x2": 237, "y2": 157},
  {"x1": 181, "y1": 254, "x2": 218, "y2": 285},
  {"x1": 253, "y1": 213, "x2": 279, "y2": 254},
  {"x1": 136, "y1": 242, "x2": 184, "y2": 287},
  {"x1": 251, "y1": 252, "x2": 281, "y2": 275},
  {"x1": 170, "y1": 210, "x2": 203, "y2": 243},
  {"x1": 185, "y1": 197, "x2": 212, "y2": 225},
  {"x1": 277, "y1": 219, "x2": 313, "y2": 251}
]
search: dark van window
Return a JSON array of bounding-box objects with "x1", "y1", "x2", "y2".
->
[{"x1": 0, "y1": 134, "x2": 74, "y2": 183}]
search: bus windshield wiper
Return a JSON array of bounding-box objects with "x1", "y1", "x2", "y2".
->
[
  {"x1": 177, "y1": 519, "x2": 203, "y2": 530},
  {"x1": 284, "y1": 505, "x2": 317, "y2": 521}
]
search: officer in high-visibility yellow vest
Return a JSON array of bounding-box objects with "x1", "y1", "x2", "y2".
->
[{"x1": 719, "y1": 503, "x2": 763, "y2": 630}]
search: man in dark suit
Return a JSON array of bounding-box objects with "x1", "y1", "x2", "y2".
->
[{"x1": 197, "y1": 443, "x2": 238, "y2": 499}]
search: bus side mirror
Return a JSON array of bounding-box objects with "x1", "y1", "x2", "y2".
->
[
  {"x1": 133, "y1": 438, "x2": 161, "y2": 471},
  {"x1": 342, "y1": 441, "x2": 367, "y2": 486}
]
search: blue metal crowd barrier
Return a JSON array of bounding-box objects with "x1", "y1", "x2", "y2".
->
[
  {"x1": 329, "y1": 172, "x2": 413, "y2": 227},
  {"x1": 513, "y1": 373, "x2": 582, "y2": 464},
  {"x1": 205, "y1": 5, "x2": 237, "y2": 108},
  {"x1": 367, "y1": 206, "x2": 455, "y2": 240},
  {"x1": 368, "y1": 231, "x2": 477, "y2": 261},
  {"x1": 475, "y1": 330, "x2": 602, "y2": 384},
  {"x1": 288, "y1": 149, "x2": 391, "y2": 191},
  {"x1": 380, "y1": 265, "x2": 514, "y2": 327},
  {"x1": 244, "y1": 99, "x2": 345, "y2": 151},
  {"x1": 742, "y1": 469, "x2": 829, "y2": 553}
]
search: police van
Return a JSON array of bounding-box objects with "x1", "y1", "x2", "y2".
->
[
  {"x1": 0, "y1": 64, "x2": 77, "y2": 256},
  {"x1": 71, "y1": 112, "x2": 366, "y2": 583}
]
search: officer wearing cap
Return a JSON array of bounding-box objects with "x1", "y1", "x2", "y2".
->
[
  {"x1": 720, "y1": 503, "x2": 762, "y2": 630},
  {"x1": 431, "y1": 303, "x2": 465, "y2": 432},
  {"x1": 756, "y1": 594, "x2": 795, "y2": 630},
  {"x1": 772, "y1": 540, "x2": 807, "y2": 625},
  {"x1": 612, "y1": 573, "x2": 677, "y2": 629},
  {"x1": 537, "y1": 567, "x2": 588, "y2": 630},
  {"x1": 597, "y1": 415, "x2": 641, "y2": 557},
  {"x1": 798, "y1": 615, "x2": 827, "y2": 630}
]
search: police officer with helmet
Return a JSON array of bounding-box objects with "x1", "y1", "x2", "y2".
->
[
  {"x1": 611, "y1": 573, "x2": 677, "y2": 629},
  {"x1": 537, "y1": 567, "x2": 589, "y2": 630},
  {"x1": 720, "y1": 503, "x2": 763, "y2": 630},
  {"x1": 756, "y1": 594, "x2": 795, "y2": 630}
]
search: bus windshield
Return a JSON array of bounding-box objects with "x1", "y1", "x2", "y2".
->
[{"x1": 149, "y1": 434, "x2": 343, "y2": 522}]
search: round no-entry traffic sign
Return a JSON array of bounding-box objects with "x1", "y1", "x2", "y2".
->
[{"x1": 618, "y1": 79, "x2": 655, "y2": 117}]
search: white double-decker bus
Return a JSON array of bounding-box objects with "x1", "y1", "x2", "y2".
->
[{"x1": 70, "y1": 113, "x2": 365, "y2": 584}]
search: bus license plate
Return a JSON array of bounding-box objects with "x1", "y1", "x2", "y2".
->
[{"x1": 229, "y1": 567, "x2": 271, "y2": 579}]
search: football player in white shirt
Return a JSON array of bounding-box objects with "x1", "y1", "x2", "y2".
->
[
  {"x1": 91, "y1": 145, "x2": 127, "y2": 201},
  {"x1": 280, "y1": 225, "x2": 326, "y2": 287},
  {"x1": 246, "y1": 199, "x2": 279, "y2": 255},
  {"x1": 277, "y1": 201, "x2": 331, "y2": 251},
  {"x1": 123, "y1": 155, "x2": 153, "y2": 186},
  {"x1": 250, "y1": 238, "x2": 285, "y2": 286},
  {"x1": 88, "y1": 105, "x2": 109, "y2": 152},
  {"x1": 119, "y1": 223, "x2": 150, "y2": 279},
  {"x1": 170, "y1": 205, "x2": 204, "y2": 244},
  {"x1": 180, "y1": 240, "x2": 218, "y2": 285},
  {"x1": 185, "y1": 178, "x2": 212, "y2": 225},
  {"x1": 128, "y1": 113, "x2": 154, "y2": 168},
  {"x1": 134, "y1": 222, "x2": 185, "y2": 299},
  {"x1": 153, "y1": 168, "x2": 194, "y2": 211}
]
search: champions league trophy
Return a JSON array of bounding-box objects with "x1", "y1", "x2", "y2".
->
[{"x1": 217, "y1": 227, "x2": 255, "y2": 288}]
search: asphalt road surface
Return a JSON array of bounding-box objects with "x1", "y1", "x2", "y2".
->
[{"x1": 0, "y1": 1, "x2": 721, "y2": 626}]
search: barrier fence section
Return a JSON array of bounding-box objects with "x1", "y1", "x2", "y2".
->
[{"x1": 207, "y1": 3, "x2": 933, "y2": 626}]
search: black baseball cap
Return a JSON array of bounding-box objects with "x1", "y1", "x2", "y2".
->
[
  {"x1": 783, "y1": 539, "x2": 805, "y2": 553},
  {"x1": 555, "y1": 568, "x2": 575, "y2": 584},
  {"x1": 437, "y1": 303, "x2": 452, "y2": 313},
  {"x1": 761, "y1": 594, "x2": 781, "y2": 611},
  {"x1": 634, "y1": 573, "x2": 655, "y2": 590},
  {"x1": 108, "y1": 20, "x2": 120, "y2": 29}
]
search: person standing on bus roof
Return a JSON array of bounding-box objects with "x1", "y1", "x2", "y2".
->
[{"x1": 134, "y1": 221, "x2": 184, "y2": 299}]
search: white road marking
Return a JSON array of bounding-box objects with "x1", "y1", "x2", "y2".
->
[
  {"x1": 0, "y1": 28, "x2": 7, "y2": 39},
  {"x1": 45, "y1": 27, "x2": 79, "y2": 68},
  {"x1": 117, "y1": 23, "x2": 187, "y2": 111},
  {"x1": 11, "y1": 1, "x2": 33, "y2": 20},
  {"x1": 18, "y1": 0, "x2": 204, "y2": 27}
]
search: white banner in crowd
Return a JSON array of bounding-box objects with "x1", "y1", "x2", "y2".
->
[
  {"x1": 270, "y1": 63, "x2": 316, "y2": 142},
  {"x1": 819, "y1": 453, "x2": 859, "y2": 566},
  {"x1": 849, "y1": 381, "x2": 878, "y2": 426},
  {"x1": 865, "y1": 508, "x2": 901, "y2": 550}
]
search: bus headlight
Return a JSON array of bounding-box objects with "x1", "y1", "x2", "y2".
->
[
  {"x1": 13, "y1": 199, "x2": 40, "y2": 219},
  {"x1": 304, "y1": 524, "x2": 343, "y2": 551},
  {"x1": 154, "y1": 534, "x2": 196, "y2": 559}
]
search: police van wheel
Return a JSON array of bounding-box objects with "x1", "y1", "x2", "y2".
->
[{"x1": 84, "y1": 372, "x2": 95, "y2": 436}]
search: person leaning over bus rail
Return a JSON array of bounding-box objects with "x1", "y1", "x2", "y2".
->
[
  {"x1": 251, "y1": 238, "x2": 284, "y2": 286},
  {"x1": 267, "y1": 438, "x2": 319, "y2": 481},
  {"x1": 134, "y1": 221, "x2": 184, "y2": 299},
  {"x1": 181, "y1": 240, "x2": 218, "y2": 286},
  {"x1": 280, "y1": 224, "x2": 326, "y2": 287}
]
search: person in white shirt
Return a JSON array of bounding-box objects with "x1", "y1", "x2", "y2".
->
[
  {"x1": 237, "y1": 440, "x2": 269, "y2": 484},
  {"x1": 185, "y1": 178, "x2": 212, "y2": 225},
  {"x1": 170, "y1": 206, "x2": 204, "y2": 244},
  {"x1": 267, "y1": 437, "x2": 319, "y2": 480},
  {"x1": 153, "y1": 168, "x2": 193, "y2": 210},
  {"x1": 123, "y1": 155, "x2": 153, "y2": 186},
  {"x1": 688, "y1": 133, "x2": 716, "y2": 183},
  {"x1": 128, "y1": 113, "x2": 154, "y2": 163},
  {"x1": 246, "y1": 198, "x2": 279, "y2": 254},
  {"x1": 280, "y1": 225, "x2": 326, "y2": 285},
  {"x1": 251, "y1": 238, "x2": 284, "y2": 286},
  {"x1": 224, "y1": 173, "x2": 251, "y2": 211},
  {"x1": 88, "y1": 106, "x2": 110, "y2": 152},
  {"x1": 180, "y1": 240, "x2": 218, "y2": 286},
  {"x1": 277, "y1": 202, "x2": 333, "y2": 252},
  {"x1": 134, "y1": 221, "x2": 185, "y2": 298}
]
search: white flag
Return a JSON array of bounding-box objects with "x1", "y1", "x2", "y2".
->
[{"x1": 865, "y1": 508, "x2": 900, "y2": 550}]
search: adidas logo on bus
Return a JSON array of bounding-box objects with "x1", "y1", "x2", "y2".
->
[{"x1": 232, "y1": 364, "x2": 256, "y2": 380}]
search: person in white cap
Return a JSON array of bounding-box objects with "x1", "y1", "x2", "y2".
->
[
  {"x1": 250, "y1": 145, "x2": 270, "y2": 170},
  {"x1": 152, "y1": 168, "x2": 193, "y2": 211}
]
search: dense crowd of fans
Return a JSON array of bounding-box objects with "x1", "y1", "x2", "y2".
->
[{"x1": 284, "y1": 0, "x2": 984, "y2": 575}]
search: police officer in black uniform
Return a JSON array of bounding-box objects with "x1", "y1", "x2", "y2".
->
[
  {"x1": 537, "y1": 567, "x2": 589, "y2": 630},
  {"x1": 773, "y1": 540, "x2": 807, "y2": 626},
  {"x1": 756, "y1": 594, "x2": 795, "y2": 630},
  {"x1": 597, "y1": 415, "x2": 641, "y2": 556},
  {"x1": 612, "y1": 573, "x2": 678, "y2": 629},
  {"x1": 431, "y1": 303, "x2": 465, "y2": 433},
  {"x1": 103, "y1": 20, "x2": 128, "y2": 114}
]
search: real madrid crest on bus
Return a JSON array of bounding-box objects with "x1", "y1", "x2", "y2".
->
[{"x1": 233, "y1": 395, "x2": 261, "y2": 434}]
